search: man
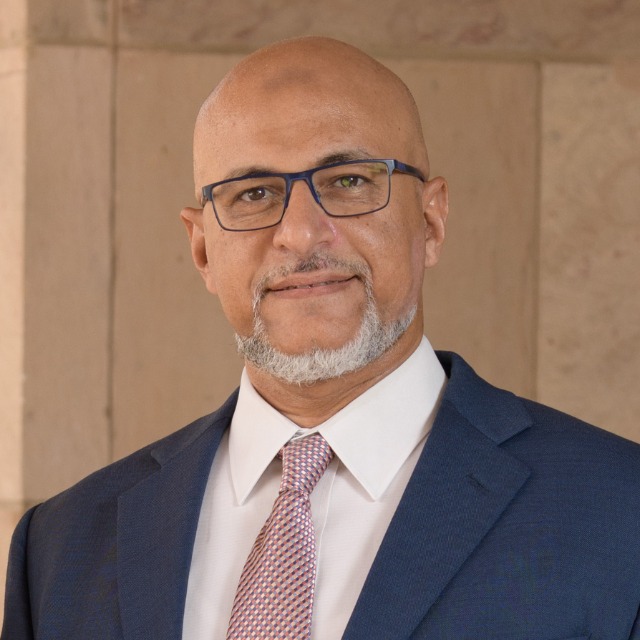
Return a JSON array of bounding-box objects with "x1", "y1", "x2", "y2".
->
[{"x1": 3, "y1": 37, "x2": 640, "y2": 639}]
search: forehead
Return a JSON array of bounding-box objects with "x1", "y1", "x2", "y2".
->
[{"x1": 194, "y1": 64, "x2": 417, "y2": 184}]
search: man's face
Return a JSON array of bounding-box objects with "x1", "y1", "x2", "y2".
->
[{"x1": 186, "y1": 59, "x2": 447, "y2": 365}]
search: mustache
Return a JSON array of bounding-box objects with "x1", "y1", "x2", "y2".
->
[{"x1": 252, "y1": 253, "x2": 372, "y2": 309}]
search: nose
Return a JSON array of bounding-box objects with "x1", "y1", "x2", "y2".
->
[{"x1": 272, "y1": 178, "x2": 337, "y2": 256}]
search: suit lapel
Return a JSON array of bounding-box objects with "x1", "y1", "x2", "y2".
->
[
  {"x1": 117, "y1": 393, "x2": 237, "y2": 640},
  {"x1": 343, "y1": 353, "x2": 532, "y2": 640}
]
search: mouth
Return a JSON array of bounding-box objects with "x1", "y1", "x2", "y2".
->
[
  {"x1": 253, "y1": 254, "x2": 371, "y2": 308},
  {"x1": 268, "y1": 275, "x2": 357, "y2": 293}
]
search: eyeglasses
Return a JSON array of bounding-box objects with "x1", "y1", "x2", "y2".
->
[{"x1": 201, "y1": 158, "x2": 426, "y2": 232}]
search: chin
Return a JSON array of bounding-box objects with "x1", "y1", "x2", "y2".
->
[
  {"x1": 234, "y1": 304, "x2": 417, "y2": 386},
  {"x1": 272, "y1": 332, "x2": 357, "y2": 356}
]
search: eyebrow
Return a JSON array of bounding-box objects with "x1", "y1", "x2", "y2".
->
[
  {"x1": 316, "y1": 149, "x2": 373, "y2": 165},
  {"x1": 221, "y1": 148, "x2": 375, "y2": 181}
]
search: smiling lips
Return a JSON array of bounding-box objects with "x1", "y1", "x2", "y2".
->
[{"x1": 267, "y1": 274, "x2": 357, "y2": 294}]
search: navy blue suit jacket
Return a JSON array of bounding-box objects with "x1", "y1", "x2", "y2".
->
[{"x1": 3, "y1": 352, "x2": 640, "y2": 639}]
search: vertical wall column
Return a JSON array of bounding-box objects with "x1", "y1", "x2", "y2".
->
[
  {"x1": 0, "y1": 0, "x2": 115, "y2": 611},
  {"x1": 539, "y1": 62, "x2": 640, "y2": 439},
  {"x1": 22, "y1": 44, "x2": 113, "y2": 502},
  {"x1": 0, "y1": 42, "x2": 27, "y2": 611}
]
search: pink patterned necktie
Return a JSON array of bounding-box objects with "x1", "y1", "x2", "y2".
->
[{"x1": 226, "y1": 433, "x2": 334, "y2": 640}]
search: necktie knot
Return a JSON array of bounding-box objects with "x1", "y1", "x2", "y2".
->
[{"x1": 280, "y1": 434, "x2": 334, "y2": 495}]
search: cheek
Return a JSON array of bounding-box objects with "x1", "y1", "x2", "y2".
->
[
  {"x1": 216, "y1": 274, "x2": 256, "y2": 335},
  {"x1": 410, "y1": 233, "x2": 427, "y2": 275},
  {"x1": 205, "y1": 236, "x2": 260, "y2": 333},
  {"x1": 368, "y1": 211, "x2": 426, "y2": 311}
]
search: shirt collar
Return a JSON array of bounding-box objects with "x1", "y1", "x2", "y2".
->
[{"x1": 229, "y1": 337, "x2": 447, "y2": 504}]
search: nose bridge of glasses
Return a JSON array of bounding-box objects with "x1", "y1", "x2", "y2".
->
[{"x1": 283, "y1": 171, "x2": 324, "y2": 212}]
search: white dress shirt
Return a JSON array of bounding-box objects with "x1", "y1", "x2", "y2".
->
[{"x1": 182, "y1": 337, "x2": 447, "y2": 639}]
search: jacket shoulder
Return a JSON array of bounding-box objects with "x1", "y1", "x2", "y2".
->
[{"x1": 438, "y1": 350, "x2": 640, "y2": 475}]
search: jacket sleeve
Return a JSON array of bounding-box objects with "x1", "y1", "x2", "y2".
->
[{"x1": 1, "y1": 506, "x2": 38, "y2": 639}]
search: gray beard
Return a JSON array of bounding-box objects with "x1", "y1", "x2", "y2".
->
[{"x1": 234, "y1": 254, "x2": 416, "y2": 385}]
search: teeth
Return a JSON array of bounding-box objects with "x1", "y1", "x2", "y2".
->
[{"x1": 285, "y1": 281, "x2": 331, "y2": 290}]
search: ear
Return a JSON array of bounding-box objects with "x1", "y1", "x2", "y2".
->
[
  {"x1": 421, "y1": 177, "x2": 449, "y2": 269},
  {"x1": 180, "y1": 206, "x2": 218, "y2": 295}
]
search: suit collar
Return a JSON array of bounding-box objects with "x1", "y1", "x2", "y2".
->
[
  {"x1": 117, "y1": 392, "x2": 237, "y2": 640},
  {"x1": 149, "y1": 390, "x2": 238, "y2": 467},
  {"x1": 436, "y1": 351, "x2": 533, "y2": 444},
  {"x1": 343, "y1": 351, "x2": 532, "y2": 639}
]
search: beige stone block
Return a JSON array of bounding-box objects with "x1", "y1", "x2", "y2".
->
[
  {"x1": 28, "y1": 0, "x2": 113, "y2": 45},
  {"x1": 117, "y1": 0, "x2": 640, "y2": 60},
  {"x1": 23, "y1": 46, "x2": 112, "y2": 501},
  {"x1": 113, "y1": 51, "x2": 244, "y2": 459},
  {"x1": 539, "y1": 62, "x2": 640, "y2": 442},
  {"x1": 0, "y1": 504, "x2": 25, "y2": 621},
  {"x1": 385, "y1": 59, "x2": 538, "y2": 398},
  {"x1": 0, "y1": 49, "x2": 26, "y2": 503},
  {"x1": 0, "y1": 0, "x2": 27, "y2": 46}
]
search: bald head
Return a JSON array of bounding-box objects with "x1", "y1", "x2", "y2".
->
[{"x1": 193, "y1": 37, "x2": 430, "y2": 190}]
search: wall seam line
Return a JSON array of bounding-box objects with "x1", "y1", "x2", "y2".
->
[
  {"x1": 532, "y1": 60, "x2": 544, "y2": 402},
  {"x1": 106, "y1": 0, "x2": 119, "y2": 464}
]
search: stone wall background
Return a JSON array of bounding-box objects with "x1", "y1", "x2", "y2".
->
[{"x1": 1, "y1": 0, "x2": 640, "y2": 616}]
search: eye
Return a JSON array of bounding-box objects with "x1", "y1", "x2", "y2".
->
[
  {"x1": 335, "y1": 175, "x2": 365, "y2": 188},
  {"x1": 239, "y1": 186, "x2": 270, "y2": 201}
]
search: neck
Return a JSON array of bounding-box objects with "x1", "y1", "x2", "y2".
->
[{"x1": 245, "y1": 325, "x2": 423, "y2": 428}]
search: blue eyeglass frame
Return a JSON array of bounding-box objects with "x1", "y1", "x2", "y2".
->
[{"x1": 201, "y1": 158, "x2": 426, "y2": 232}]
